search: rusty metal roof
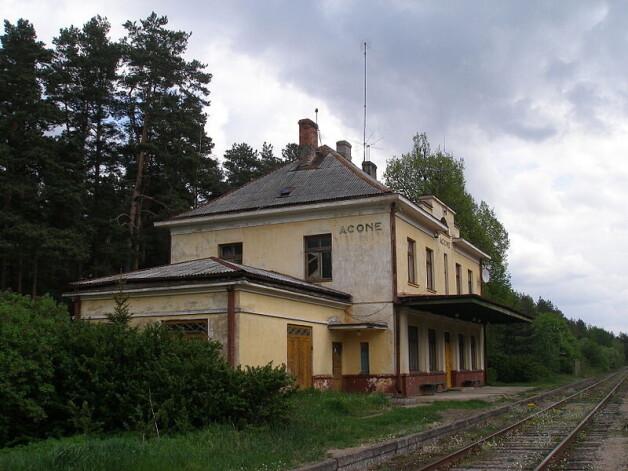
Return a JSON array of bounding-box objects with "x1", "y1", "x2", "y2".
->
[
  {"x1": 69, "y1": 257, "x2": 351, "y2": 301},
  {"x1": 173, "y1": 149, "x2": 391, "y2": 219}
]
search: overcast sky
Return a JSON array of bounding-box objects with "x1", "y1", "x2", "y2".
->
[{"x1": 3, "y1": 0, "x2": 627, "y2": 334}]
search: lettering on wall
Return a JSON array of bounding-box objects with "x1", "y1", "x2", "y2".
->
[
  {"x1": 339, "y1": 221, "x2": 382, "y2": 235},
  {"x1": 439, "y1": 236, "x2": 451, "y2": 248}
]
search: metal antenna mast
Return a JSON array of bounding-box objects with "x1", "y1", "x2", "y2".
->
[{"x1": 362, "y1": 41, "x2": 369, "y2": 162}]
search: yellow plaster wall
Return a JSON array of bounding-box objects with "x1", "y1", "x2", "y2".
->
[
  {"x1": 79, "y1": 291, "x2": 230, "y2": 348},
  {"x1": 171, "y1": 212, "x2": 393, "y2": 303},
  {"x1": 237, "y1": 290, "x2": 346, "y2": 375},
  {"x1": 341, "y1": 328, "x2": 392, "y2": 374},
  {"x1": 400, "y1": 309, "x2": 484, "y2": 373},
  {"x1": 80, "y1": 291, "x2": 227, "y2": 318},
  {"x1": 395, "y1": 217, "x2": 482, "y2": 296}
]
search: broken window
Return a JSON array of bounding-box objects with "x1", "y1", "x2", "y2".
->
[
  {"x1": 219, "y1": 242, "x2": 243, "y2": 264},
  {"x1": 304, "y1": 234, "x2": 332, "y2": 281}
]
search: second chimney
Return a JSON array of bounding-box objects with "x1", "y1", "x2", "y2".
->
[
  {"x1": 298, "y1": 118, "x2": 318, "y2": 149},
  {"x1": 336, "y1": 140, "x2": 352, "y2": 162},
  {"x1": 362, "y1": 160, "x2": 377, "y2": 180}
]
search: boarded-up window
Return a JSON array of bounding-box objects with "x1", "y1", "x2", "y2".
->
[
  {"x1": 458, "y1": 334, "x2": 465, "y2": 370},
  {"x1": 426, "y1": 248, "x2": 434, "y2": 290},
  {"x1": 444, "y1": 253, "x2": 449, "y2": 294},
  {"x1": 408, "y1": 325, "x2": 419, "y2": 371},
  {"x1": 219, "y1": 242, "x2": 243, "y2": 263},
  {"x1": 428, "y1": 329, "x2": 437, "y2": 371},
  {"x1": 455, "y1": 264, "x2": 462, "y2": 294},
  {"x1": 407, "y1": 239, "x2": 416, "y2": 284},
  {"x1": 360, "y1": 342, "x2": 370, "y2": 374}
]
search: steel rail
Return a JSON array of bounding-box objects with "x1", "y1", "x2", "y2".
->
[
  {"x1": 533, "y1": 373, "x2": 626, "y2": 471},
  {"x1": 413, "y1": 371, "x2": 623, "y2": 471}
]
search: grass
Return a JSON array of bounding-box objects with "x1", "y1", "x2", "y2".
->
[
  {"x1": 489, "y1": 373, "x2": 583, "y2": 388},
  {"x1": 0, "y1": 390, "x2": 492, "y2": 471}
]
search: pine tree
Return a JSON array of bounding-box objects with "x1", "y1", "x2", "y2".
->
[
  {"x1": 0, "y1": 19, "x2": 70, "y2": 295},
  {"x1": 118, "y1": 12, "x2": 220, "y2": 270},
  {"x1": 49, "y1": 16, "x2": 128, "y2": 277}
]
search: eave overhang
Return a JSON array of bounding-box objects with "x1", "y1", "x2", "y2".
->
[
  {"x1": 328, "y1": 322, "x2": 388, "y2": 331},
  {"x1": 452, "y1": 238, "x2": 491, "y2": 260},
  {"x1": 397, "y1": 294, "x2": 532, "y2": 324}
]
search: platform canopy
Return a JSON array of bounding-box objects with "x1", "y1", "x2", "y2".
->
[{"x1": 397, "y1": 294, "x2": 532, "y2": 324}]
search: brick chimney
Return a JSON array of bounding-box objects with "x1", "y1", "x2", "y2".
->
[
  {"x1": 362, "y1": 160, "x2": 377, "y2": 180},
  {"x1": 336, "y1": 140, "x2": 352, "y2": 162},
  {"x1": 298, "y1": 118, "x2": 318, "y2": 149}
]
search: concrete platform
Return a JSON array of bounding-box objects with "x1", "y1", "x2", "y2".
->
[{"x1": 392, "y1": 385, "x2": 538, "y2": 405}]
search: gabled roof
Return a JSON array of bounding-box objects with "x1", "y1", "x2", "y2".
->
[
  {"x1": 172, "y1": 147, "x2": 391, "y2": 220},
  {"x1": 69, "y1": 257, "x2": 352, "y2": 302}
]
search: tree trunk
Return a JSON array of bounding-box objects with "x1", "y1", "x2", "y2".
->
[
  {"x1": 127, "y1": 113, "x2": 150, "y2": 271},
  {"x1": 1, "y1": 254, "x2": 7, "y2": 290},
  {"x1": 31, "y1": 256, "x2": 38, "y2": 298}
]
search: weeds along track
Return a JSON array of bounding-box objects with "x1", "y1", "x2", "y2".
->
[
  {"x1": 409, "y1": 371, "x2": 627, "y2": 471},
  {"x1": 543, "y1": 378, "x2": 627, "y2": 471}
]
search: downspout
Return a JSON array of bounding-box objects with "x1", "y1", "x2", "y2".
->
[
  {"x1": 227, "y1": 286, "x2": 236, "y2": 367},
  {"x1": 482, "y1": 323, "x2": 488, "y2": 385},
  {"x1": 72, "y1": 296, "x2": 81, "y2": 320},
  {"x1": 390, "y1": 202, "x2": 402, "y2": 395}
]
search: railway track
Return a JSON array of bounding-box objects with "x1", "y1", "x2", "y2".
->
[{"x1": 389, "y1": 371, "x2": 626, "y2": 471}]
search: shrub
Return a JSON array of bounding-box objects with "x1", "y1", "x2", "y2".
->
[
  {"x1": 0, "y1": 293, "x2": 294, "y2": 447},
  {"x1": 0, "y1": 292, "x2": 70, "y2": 446}
]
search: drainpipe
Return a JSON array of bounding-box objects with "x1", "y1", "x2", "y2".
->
[
  {"x1": 227, "y1": 286, "x2": 236, "y2": 367},
  {"x1": 72, "y1": 296, "x2": 81, "y2": 320},
  {"x1": 483, "y1": 323, "x2": 488, "y2": 385},
  {"x1": 390, "y1": 202, "x2": 402, "y2": 395}
]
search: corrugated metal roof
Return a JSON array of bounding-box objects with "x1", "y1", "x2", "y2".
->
[
  {"x1": 174, "y1": 150, "x2": 390, "y2": 219},
  {"x1": 70, "y1": 257, "x2": 351, "y2": 301}
]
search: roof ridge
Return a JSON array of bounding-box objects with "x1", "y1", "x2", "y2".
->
[
  {"x1": 169, "y1": 160, "x2": 294, "y2": 221},
  {"x1": 324, "y1": 148, "x2": 390, "y2": 193}
]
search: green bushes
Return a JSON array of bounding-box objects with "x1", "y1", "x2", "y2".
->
[{"x1": 0, "y1": 292, "x2": 294, "y2": 447}]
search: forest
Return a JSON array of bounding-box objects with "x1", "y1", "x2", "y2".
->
[
  {"x1": 1, "y1": 11, "x2": 626, "y2": 392},
  {"x1": 0, "y1": 14, "x2": 290, "y2": 300}
]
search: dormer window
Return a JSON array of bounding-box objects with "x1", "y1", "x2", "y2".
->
[{"x1": 279, "y1": 187, "x2": 294, "y2": 197}]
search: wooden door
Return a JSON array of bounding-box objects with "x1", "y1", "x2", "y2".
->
[
  {"x1": 331, "y1": 342, "x2": 343, "y2": 391},
  {"x1": 287, "y1": 325, "x2": 312, "y2": 389},
  {"x1": 444, "y1": 332, "x2": 452, "y2": 388}
]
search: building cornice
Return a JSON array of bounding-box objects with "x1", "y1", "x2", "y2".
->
[{"x1": 157, "y1": 194, "x2": 398, "y2": 234}]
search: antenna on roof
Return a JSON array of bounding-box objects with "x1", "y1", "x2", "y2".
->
[
  {"x1": 361, "y1": 41, "x2": 370, "y2": 162},
  {"x1": 315, "y1": 108, "x2": 322, "y2": 145}
]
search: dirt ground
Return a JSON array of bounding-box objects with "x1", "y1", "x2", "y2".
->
[{"x1": 593, "y1": 388, "x2": 628, "y2": 471}]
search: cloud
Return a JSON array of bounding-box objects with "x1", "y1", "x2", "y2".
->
[{"x1": 3, "y1": 0, "x2": 627, "y2": 334}]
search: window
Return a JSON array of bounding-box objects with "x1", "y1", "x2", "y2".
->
[
  {"x1": 458, "y1": 334, "x2": 465, "y2": 370},
  {"x1": 163, "y1": 320, "x2": 208, "y2": 339},
  {"x1": 219, "y1": 242, "x2": 243, "y2": 263},
  {"x1": 443, "y1": 253, "x2": 449, "y2": 295},
  {"x1": 455, "y1": 263, "x2": 462, "y2": 294},
  {"x1": 360, "y1": 342, "x2": 370, "y2": 374},
  {"x1": 428, "y1": 329, "x2": 437, "y2": 371},
  {"x1": 305, "y1": 234, "x2": 332, "y2": 281},
  {"x1": 468, "y1": 269, "x2": 474, "y2": 294},
  {"x1": 425, "y1": 248, "x2": 434, "y2": 290},
  {"x1": 407, "y1": 238, "x2": 416, "y2": 284},
  {"x1": 408, "y1": 325, "x2": 419, "y2": 371},
  {"x1": 470, "y1": 335, "x2": 477, "y2": 370}
]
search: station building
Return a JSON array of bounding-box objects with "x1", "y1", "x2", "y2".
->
[{"x1": 68, "y1": 118, "x2": 530, "y2": 396}]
